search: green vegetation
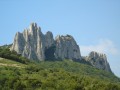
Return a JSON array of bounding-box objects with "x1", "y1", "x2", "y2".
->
[
  {"x1": 0, "y1": 58, "x2": 120, "y2": 90},
  {"x1": 0, "y1": 46, "x2": 29, "y2": 64}
]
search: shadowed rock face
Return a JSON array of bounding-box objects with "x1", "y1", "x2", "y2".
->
[
  {"x1": 83, "y1": 51, "x2": 112, "y2": 72},
  {"x1": 11, "y1": 23, "x2": 81, "y2": 61}
]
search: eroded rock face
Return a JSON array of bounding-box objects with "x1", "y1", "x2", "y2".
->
[
  {"x1": 45, "y1": 31, "x2": 54, "y2": 49},
  {"x1": 11, "y1": 23, "x2": 81, "y2": 61},
  {"x1": 84, "y1": 51, "x2": 111, "y2": 72},
  {"x1": 54, "y1": 35, "x2": 81, "y2": 60},
  {"x1": 11, "y1": 32, "x2": 25, "y2": 54},
  {"x1": 11, "y1": 23, "x2": 54, "y2": 61}
]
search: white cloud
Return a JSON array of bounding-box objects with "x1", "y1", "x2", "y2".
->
[{"x1": 80, "y1": 39, "x2": 118, "y2": 56}]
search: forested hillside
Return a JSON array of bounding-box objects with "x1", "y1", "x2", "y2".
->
[
  {"x1": 0, "y1": 58, "x2": 120, "y2": 90},
  {"x1": 0, "y1": 45, "x2": 120, "y2": 90}
]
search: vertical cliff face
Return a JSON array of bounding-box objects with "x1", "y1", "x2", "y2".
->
[
  {"x1": 11, "y1": 23, "x2": 81, "y2": 61},
  {"x1": 11, "y1": 23, "x2": 54, "y2": 61},
  {"x1": 83, "y1": 51, "x2": 112, "y2": 72},
  {"x1": 11, "y1": 32, "x2": 25, "y2": 54},
  {"x1": 55, "y1": 35, "x2": 81, "y2": 60},
  {"x1": 45, "y1": 31, "x2": 54, "y2": 49}
]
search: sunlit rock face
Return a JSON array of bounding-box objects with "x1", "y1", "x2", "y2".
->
[
  {"x1": 83, "y1": 51, "x2": 112, "y2": 72},
  {"x1": 54, "y1": 35, "x2": 81, "y2": 61},
  {"x1": 11, "y1": 23, "x2": 54, "y2": 61},
  {"x1": 11, "y1": 23, "x2": 81, "y2": 61}
]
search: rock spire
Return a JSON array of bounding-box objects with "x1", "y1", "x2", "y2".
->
[{"x1": 11, "y1": 23, "x2": 81, "y2": 61}]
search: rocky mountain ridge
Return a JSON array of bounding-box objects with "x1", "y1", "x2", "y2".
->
[
  {"x1": 11, "y1": 23, "x2": 81, "y2": 61},
  {"x1": 11, "y1": 23, "x2": 111, "y2": 72},
  {"x1": 82, "y1": 51, "x2": 111, "y2": 72}
]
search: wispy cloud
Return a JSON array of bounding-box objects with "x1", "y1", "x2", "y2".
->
[{"x1": 80, "y1": 39, "x2": 118, "y2": 56}]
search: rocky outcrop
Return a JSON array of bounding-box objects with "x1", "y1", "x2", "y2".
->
[
  {"x1": 83, "y1": 51, "x2": 111, "y2": 72},
  {"x1": 54, "y1": 35, "x2": 81, "y2": 60},
  {"x1": 11, "y1": 23, "x2": 54, "y2": 61},
  {"x1": 45, "y1": 31, "x2": 54, "y2": 49},
  {"x1": 11, "y1": 22, "x2": 111, "y2": 73},
  {"x1": 11, "y1": 23, "x2": 81, "y2": 61}
]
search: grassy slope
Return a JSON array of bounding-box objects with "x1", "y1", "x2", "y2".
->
[
  {"x1": 0, "y1": 57, "x2": 26, "y2": 67},
  {"x1": 0, "y1": 58, "x2": 120, "y2": 90}
]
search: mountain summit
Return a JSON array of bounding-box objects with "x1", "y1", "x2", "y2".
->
[
  {"x1": 11, "y1": 23, "x2": 111, "y2": 72},
  {"x1": 11, "y1": 23, "x2": 81, "y2": 61}
]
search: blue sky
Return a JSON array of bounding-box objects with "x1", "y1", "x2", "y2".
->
[{"x1": 0, "y1": 0, "x2": 120, "y2": 77}]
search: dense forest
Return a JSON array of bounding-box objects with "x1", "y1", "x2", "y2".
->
[{"x1": 0, "y1": 46, "x2": 120, "y2": 90}]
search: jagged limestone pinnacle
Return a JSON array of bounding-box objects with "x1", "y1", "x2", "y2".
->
[
  {"x1": 83, "y1": 51, "x2": 111, "y2": 72},
  {"x1": 11, "y1": 22, "x2": 111, "y2": 73},
  {"x1": 11, "y1": 23, "x2": 81, "y2": 61}
]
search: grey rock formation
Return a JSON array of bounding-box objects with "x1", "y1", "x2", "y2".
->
[
  {"x1": 10, "y1": 22, "x2": 111, "y2": 73},
  {"x1": 54, "y1": 35, "x2": 81, "y2": 60},
  {"x1": 45, "y1": 31, "x2": 54, "y2": 49},
  {"x1": 11, "y1": 32, "x2": 25, "y2": 54},
  {"x1": 11, "y1": 23, "x2": 81, "y2": 61},
  {"x1": 83, "y1": 51, "x2": 111, "y2": 72},
  {"x1": 11, "y1": 23, "x2": 54, "y2": 61}
]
